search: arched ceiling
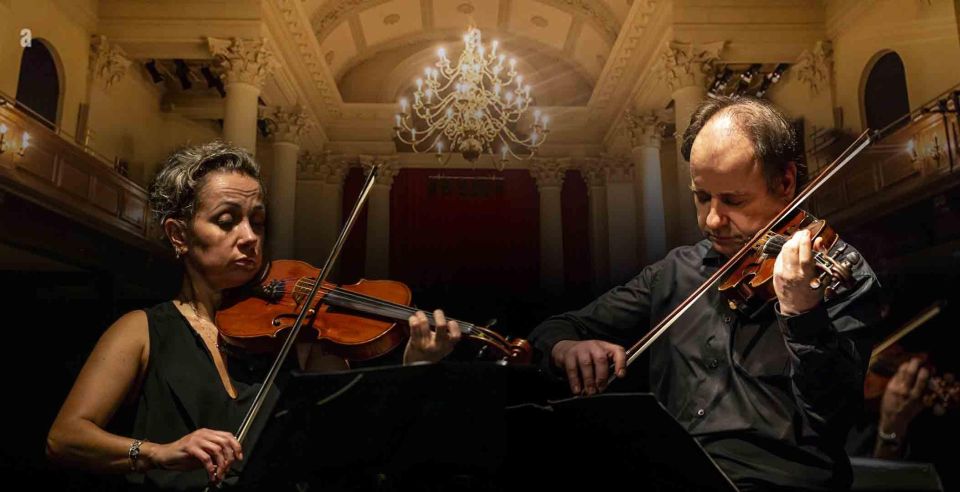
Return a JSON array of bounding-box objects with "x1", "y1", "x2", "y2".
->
[{"x1": 305, "y1": 0, "x2": 628, "y2": 105}]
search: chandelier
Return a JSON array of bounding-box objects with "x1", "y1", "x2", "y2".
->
[{"x1": 393, "y1": 27, "x2": 549, "y2": 170}]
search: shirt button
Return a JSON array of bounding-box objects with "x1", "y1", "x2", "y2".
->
[
  {"x1": 723, "y1": 314, "x2": 732, "y2": 324},
  {"x1": 697, "y1": 408, "x2": 705, "y2": 417},
  {"x1": 708, "y1": 359, "x2": 720, "y2": 369}
]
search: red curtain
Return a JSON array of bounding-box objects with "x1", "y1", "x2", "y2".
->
[
  {"x1": 389, "y1": 169, "x2": 540, "y2": 298},
  {"x1": 339, "y1": 166, "x2": 592, "y2": 324}
]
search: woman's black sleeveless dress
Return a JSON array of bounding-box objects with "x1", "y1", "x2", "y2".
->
[{"x1": 126, "y1": 301, "x2": 283, "y2": 490}]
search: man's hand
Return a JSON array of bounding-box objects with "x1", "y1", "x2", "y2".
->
[
  {"x1": 774, "y1": 229, "x2": 826, "y2": 315},
  {"x1": 551, "y1": 340, "x2": 626, "y2": 396},
  {"x1": 880, "y1": 357, "x2": 930, "y2": 438}
]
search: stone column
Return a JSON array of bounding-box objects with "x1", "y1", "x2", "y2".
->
[
  {"x1": 295, "y1": 152, "x2": 349, "y2": 270},
  {"x1": 626, "y1": 110, "x2": 668, "y2": 264},
  {"x1": 530, "y1": 158, "x2": 568, "y2": 295},
  {"x1": 604, "y1": 155, "x2": 639, "y2": 285},
  {"x1": 264, "y1": 106, "x2": 310, "y2": 260},
  {"x1": 362, "y1": 156, "x2": 399, "y2": 279},
  {"x1": 208, "y1": 37, "x2": 276, "y2": 155},
  {"x1": 657, "y1": 40, "x2": 725, "y2": 246},
  {"x1": 579, "y1": 158, "x2": 609, "y2": 293}
]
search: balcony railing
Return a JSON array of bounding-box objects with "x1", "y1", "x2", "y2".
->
[
  {"x1": 0, "y1": 91, "x2": 162, "y2": 251},
  {"x1": 809, "y1": 83, "x2": 960, "y2": 227}
]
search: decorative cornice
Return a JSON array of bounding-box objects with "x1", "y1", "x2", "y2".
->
[
  {"x1": 89, "y1": 35, "x2": 131, "y2": 90},
  {"x1": 266, "y1": 105, "x2": 312, "y2": 145},
  {"x1": 590, "y1": 0, "x2": 660, "y2": 108},
  {"x1": 312, "y1": 0, "x2": 621, "y2": 45},
  {"x1": 530, "y1": 157, "x2": 569, "y2": 189},
  {"x1": 624, "y1": 109, "x2": 665, "y2": 149},
  {"x1": 656, "y1": 40, "x2": 726, "y2": 92},
  {"x1": 794, "y1": 41, "x2": 832, "y2": 95},
  {"x1": 207, "y1": 37, "x2": 277, "y2": 88},
  {"x1": 271, "y1": 0, "x2": 343, "y2": 118}
]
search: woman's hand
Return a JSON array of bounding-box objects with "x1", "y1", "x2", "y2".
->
[
  {"x1": 144, "y1": 429, "x2": 243, "y2": 484},
  {"x1": 403, "y1": 309, "x2": 461, "y2": 364}
]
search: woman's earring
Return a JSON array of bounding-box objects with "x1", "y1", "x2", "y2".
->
[{"x1": 175, "y1": 248, "x2": 183, "y2": 259}]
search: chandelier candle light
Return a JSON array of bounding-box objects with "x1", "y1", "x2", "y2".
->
[{"x1": 394, "y1": 27, "x2": 549, "y2": 171}]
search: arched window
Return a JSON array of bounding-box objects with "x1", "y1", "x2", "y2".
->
[
  {"x1": 862, "y1": 51, "x2": 910, "y2": 132},
  {"x1": 15, "y1": 39, "x2": 62, "y2": 128}
]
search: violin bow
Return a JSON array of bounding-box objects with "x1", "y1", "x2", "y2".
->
[
  {"x1": 617, "y1": 130, "x2": 874, "y2": 373},
  {"x1": 233, "y1": 164, "x2": 380, "y2": 446}
]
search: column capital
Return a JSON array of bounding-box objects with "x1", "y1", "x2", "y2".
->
[
  {"x1": 266, "y1": 105, "x2": 312, "y2": 145},
  {"x1": 89, "y1": 35, "x2": 131, "y2": 90},
  {"x1": 657, "y1": 40, "x2": 726, "y2": 92},
  {"x1": 624, "y1": 109, "x2": 666, "y2": 150},
  {"x1": 207, "y1": 37, "x2": 276, "y2": 88},
  {"x1": 602, "y1": 155, "x2": 634, "y2": 183},
  {"x1": 530, "y1": 157, "x2": 569, "y2": 189},
  {"x1": 361, "y1": 155, "x2": 400, "y2": 187},
  {"x1": 795, "y1": 40, "x2": 833, "y2": 95},
  {"x1": 577, "y1": 157, "x2": 606, "y2": 187}
]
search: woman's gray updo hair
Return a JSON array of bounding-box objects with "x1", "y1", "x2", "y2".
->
[{"x1": 148, "y1": 141, "x2": 262, "y2": 228}]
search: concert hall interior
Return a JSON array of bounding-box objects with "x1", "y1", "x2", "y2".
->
[{"x1": 2, "y1": 0, "x2": 960, "y2": 490}]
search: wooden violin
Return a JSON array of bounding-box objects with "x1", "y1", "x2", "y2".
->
[
  {"x1": 216, "y1": 259, "x2": 532, "y2": 364},
  {"x1": 619, "y1": 131, "x2": 875, "y2": 371},
  {"x1": 863, "y1": 301, "x2": 960, "y2": 415}
]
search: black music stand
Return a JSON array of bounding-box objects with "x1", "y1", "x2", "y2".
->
[{"x1": 238, "y1": 362, "x2": 736, "y2": 492}]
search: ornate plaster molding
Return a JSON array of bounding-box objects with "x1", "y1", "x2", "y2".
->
[
  {"x1": 530, "y1": 157, "x2": 569, "y2": 189},
  {"x1": 656, "y1": 40, "x2": 726, "y2": 92},
  {"x1": 89, "y1": 35, "x2": 131, "y2": 90},
  {"x1": 591, "y1": 0, "x2": 660, "y2": 108},
  {"x1": 271, "y1": 0, "x2": 342, "y2": 118},
  {"x1": 794, "y1": 41, "x2": 833, "y2": 95},
  {"x1": 266, "y1": 105, "x2": 312, "y2": 145},
  {"x1": 360, "y1": 154, "x2": 400, "y2": 186},
  {"x1": 624, "y1": 109, "x2": 665, "y2": 149},
  {"x1": 602, "y1": 154, "x2": 633, "y2": 183},
  {"x1": 207, "y1": 37, "x2": 277, "y2": 88}
]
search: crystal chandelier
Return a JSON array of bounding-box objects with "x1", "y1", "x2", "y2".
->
[{"x1": 393, "y1": 27, "x2": 549, "y2": 170}]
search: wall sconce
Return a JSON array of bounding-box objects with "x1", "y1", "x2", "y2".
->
[
  {"x1": 0, "y1": 124, "x2": 31, "y2": 157},
  {"x1": 18, "y1": 132, "x2": 30, "y2": 157},
  {"x1": 907, "y1": 138, "x2": 919, "y2": 162}
]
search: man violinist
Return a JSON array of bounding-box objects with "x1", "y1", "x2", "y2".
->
[{"x1": 529, "y1": 96, "x2": 881, "y2": 491}]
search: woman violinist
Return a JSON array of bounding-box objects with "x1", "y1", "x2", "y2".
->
[{"x1": 45, "y1": 141, "x2": 461, "y2": 488}]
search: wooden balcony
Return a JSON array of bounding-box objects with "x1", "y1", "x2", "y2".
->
[
  {"x1": 810, "y1": 85, "x2": 960, "y2": 229},
  {"x1": 0, "y1": 94, "x2": 164, "y2": 255}
]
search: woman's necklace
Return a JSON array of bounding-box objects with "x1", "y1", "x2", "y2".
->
[{"x1": 184, "y1": 299, "x2": 226, "y2": 352}]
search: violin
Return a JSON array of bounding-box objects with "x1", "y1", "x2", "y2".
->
[
  {"x1": 863, "y1": 301, "x2": 959, "y2": 415},
  {"x1": 619, "y1": 132, "x2": 875, "y2": 370},
  {"x1": 216, "y1": 259, "x2": 532, "y2": 364},
  {"x1": 719, "y1": 209, "x2": 861, "y2": 314},
  {"x1": 864, "y1": 344, "x2": 959, "y2": 416}
]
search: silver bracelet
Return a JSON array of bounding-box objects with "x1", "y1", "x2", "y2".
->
[
  {"x1": 128, "y1": 439, "x2": 143, "y2": 471},
  {"x1": 877, "y1": 428, "x2": 900, "y2": 446}
]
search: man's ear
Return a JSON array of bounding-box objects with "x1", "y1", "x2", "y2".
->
[
  {"x1": 163, "y1": 217, "x2": 189, "y2": 254},
  {"x1": 779, "y1": 161, "x2": 798, "y2": 199}
]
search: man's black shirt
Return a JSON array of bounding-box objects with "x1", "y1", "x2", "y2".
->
[{"x1": 530, "y1": 238, "x2": 881, "y2": 490}]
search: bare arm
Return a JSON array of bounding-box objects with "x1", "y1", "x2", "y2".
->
[
  {"x1": 46, "y1": 310, "x2": 151, "y2": 473},
  {"x1": 46, "y1": 310, "x2": 242, "y2": 484}
]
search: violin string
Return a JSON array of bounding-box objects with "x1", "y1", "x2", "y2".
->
[{"x1": 277, "y1": 279, "x2": 479, "y2": 335}]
